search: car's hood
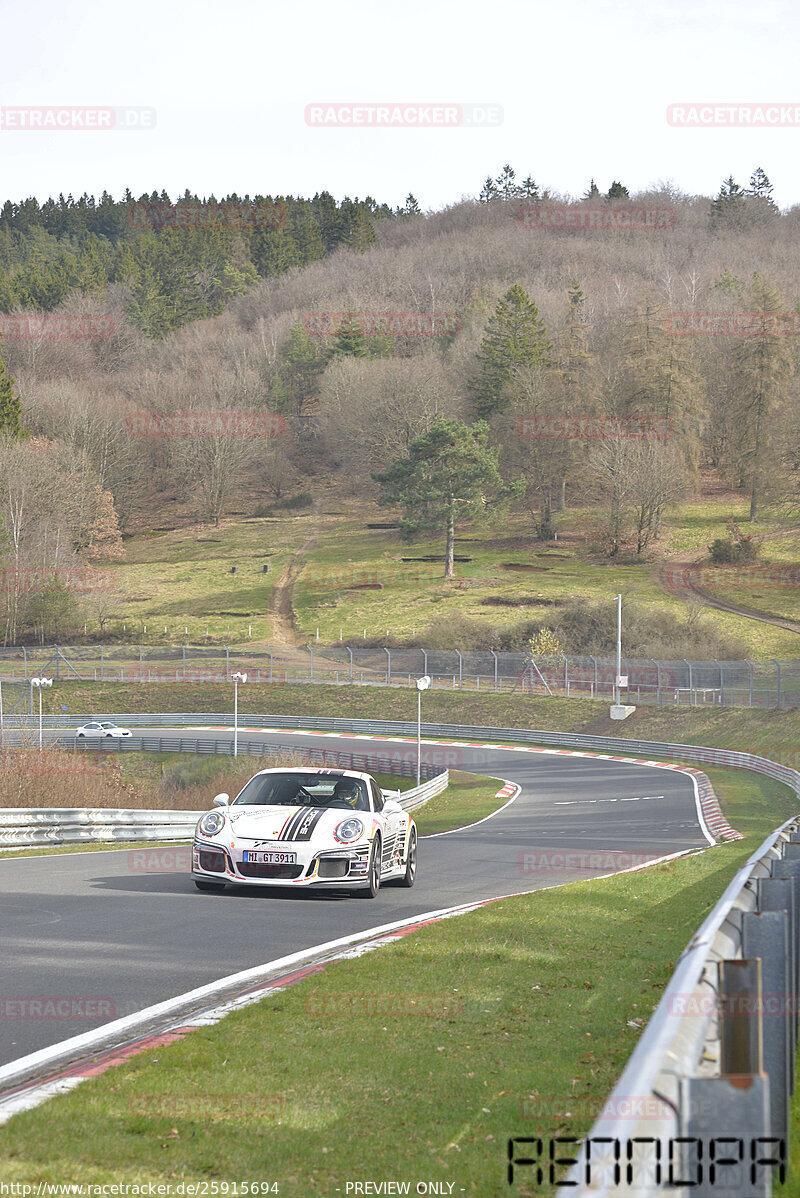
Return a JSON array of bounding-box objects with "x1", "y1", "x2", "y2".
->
[{"x1": 225, "y1": 804, "x2": 366, "y2": 843}]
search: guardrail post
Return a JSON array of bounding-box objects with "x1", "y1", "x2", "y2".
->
[
  {"x1": 490, "y1": 650, "x2": 498, "y2": 692},
  {"x1": 758, "y1": 874, "x2": 798, "y2": 1044},
  {"x1": 719, "y1": 957, "x2": 763, "y2": 1076},
  {"x1": 743, "y1": 910, "x2": 791, "y2": 1148},
  {"x1": 679, "y1": 1073, "x2": 771, "y2": 1197}
]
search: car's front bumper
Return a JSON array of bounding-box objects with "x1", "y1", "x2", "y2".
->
[{"x1": 191, "y1": 839, "x2": 372, "y2": 887}]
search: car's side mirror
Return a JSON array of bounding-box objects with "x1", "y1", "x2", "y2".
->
[
  {"x1": 382, "y1": 798, "x2": 402, "y2": 814},
  {"x1": 212, "y1": 793, "x2": 230, "y2": 807}
]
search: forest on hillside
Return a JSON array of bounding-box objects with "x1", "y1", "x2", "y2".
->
[{"x1": 0, "y1": 165, "x2": 799, "y2": 645}]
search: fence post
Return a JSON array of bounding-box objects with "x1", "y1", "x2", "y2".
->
[
  {"x1": 22, "y1": 646, "x2": 27, "y2": 680},
  {"x1": 490, "y1": 650, "x2": 498, "y2": 692},
  {"x1": 225, "y1": 645, "x2": 230, "y2": 678},
  {"x1": 307, "y1": 646, "x2": 314, "y2": 680},
  {"x1": 269, "y1": 645, "x2": 273, "y2": 684},
  {"x1": 651, "y1": 658, "x2": 660, "y2": 706},
  {"x1": 589, "y1": 655, "x2": 598, "y2": 699},
  {"x1": 715, "y1": 658, "x2": 724, "y2": 706},
  {"x1": 454, "y1": 649, "x2": 462, "y2": 688},
  {"x1": 748, "y1": 659, "x2": 754, "y2": 707},
  {"x1": 55, "y1": 646, "x2": 60, "y2": 682},
  {"x1": 421, "y1": 649, "x2": 428, "y2": 681},
  {"x1": 684, "y1": 658, "x2": 692, "y2": 702},
  {"x1": 182, "y1": 645, "x2": 186, "y2": 680},
  {"x1": 563, "y1": 655, "x2": 568, "y2": 697},
  {"x1": 384, "y1": 647, "x2": 391, "y2": 685},
  {"x1": 771, "y1": 659, "x2": 782, "y2": 709},
  {"x1": 100, "y1": 645, "x2": 104, "y2": 681}
]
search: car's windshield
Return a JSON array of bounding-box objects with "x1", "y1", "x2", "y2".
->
[{"x1": 232, "y1": 772, "x2": 370, "y2": 811}]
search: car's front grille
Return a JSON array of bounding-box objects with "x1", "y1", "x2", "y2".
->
[
  {"x1": 198, "y1": 850, "x2": 226, "y2": 873},
  {"x1": 317, "y1": 858, "x2": 350, "y2": 879},
  {"x1": 237, "y1": 862, "x2": 304, "y2": 879}
]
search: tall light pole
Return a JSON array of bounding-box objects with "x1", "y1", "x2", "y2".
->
[
  {"x1": 30, "y1": 677, "x2": 53, "y2": 751},
  {"x1": 231, "y1": 672, "x2": 247, "y2": 757},
  {"x1": 615, "y1": 593, "x2": 623, "y2": 705},
  {"x1": 415, "y1": 675, "x2": 431, "y2": 786}
]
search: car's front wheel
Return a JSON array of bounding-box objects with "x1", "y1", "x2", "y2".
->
[
  {"x1": 194, "y1": 879, "x2": 226, "y2": 892},
  {"x1": 398, "y1": 828, "x2": 417, "y2": 888},
  {"x1": 354, "y1": 836, "x2": 381, "y2": 898}
]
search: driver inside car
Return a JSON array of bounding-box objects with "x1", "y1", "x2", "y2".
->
[{"x1": 332, "y1": 778, "x2": 367, "y2": 810}]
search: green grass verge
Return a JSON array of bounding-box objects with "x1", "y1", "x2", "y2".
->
[
  {"x1": 28, "y1": 678, "x2": 800, "y2": 770},
  {"x1": 0, "y1": 768, "x2": 794, "y2": 1192}
]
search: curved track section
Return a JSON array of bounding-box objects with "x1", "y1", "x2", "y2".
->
[{"x1": 0, "y1": 729, "x2": 711, "y2": 1068}]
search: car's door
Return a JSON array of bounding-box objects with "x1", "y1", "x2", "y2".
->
[{"x1": 368, "y1": 776, "x2": 402, "y2": 873}]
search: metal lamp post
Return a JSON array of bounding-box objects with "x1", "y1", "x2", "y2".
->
[
  {"x1": 415, "y1": 675, "x2": 431, "y2": 786},
  {"x1": 30, "y1": 677, "x2": 53, "y2": 751},
  {"x1": 231, "y1": 672, "x2": 247, "y2": 757}
]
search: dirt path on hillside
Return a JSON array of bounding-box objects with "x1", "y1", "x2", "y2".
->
[
  {"x1": 656, "y1": 528, "x2": 800, "y2": 637},
  {"x1": 267, "y1": 517, "x2": 321, "y2": 650}
]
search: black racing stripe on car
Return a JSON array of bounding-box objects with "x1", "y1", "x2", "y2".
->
[
  {"x1": 281, "y1": 807, "x2": 325, "y2": 842},
  {"x1": 276, "y1": 808, "x2": 303, "y2": 841}
]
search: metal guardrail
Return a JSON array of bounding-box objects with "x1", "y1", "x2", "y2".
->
[
  {"x1": 0, "y1": 736, "x2": 448, "y2": 847},
  {"x1": 10, "y1": 713, "x2": 796, "y2": 800},
  {"x1": 557, "y1": 816, "x2": 800, "y2": 1197}
]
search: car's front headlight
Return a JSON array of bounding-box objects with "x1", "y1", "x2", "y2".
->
[
  {"x1": 198, "y1": 810, "x2": 226, "y2": 837},
  {"x1": 334, "y1": 817, "x2": 364, "y2": 844}
]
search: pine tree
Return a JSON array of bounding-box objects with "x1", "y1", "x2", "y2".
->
[
  {"x1": 729, "y1": 275, "x2": 795, "y2": 520},
  {"x1": 0, "y1": 341, "x2": 22, "y2": 437},
  {"x1": 479, "y1": 176, "x2": 498, "y2": 203},
  {"x1": 281, "y1": 322, "x2": 324, "y2": 416},
  {"x1": 606, "y1": 181, "x2": 630, "y2": 200},
  {"x1": 748, "y1": 166, "x2": 774, "y2": 201},
  {"x1": 468, "y1": 284, "x2": 550, "y2": 418},
  {"x1": 495, "y1": 165, "x2": 522, "y2": 200},
  {"x1": 520, "y1": 176, "x2": 539, "y2": 199},
  {"x1": 329, "y1": 313, "x2": 370, "y2": 359},
  {"x1": 403, "y1": 194, "x2": 422, "y2": 216},
  {"x1": 583, "y1": 179, "x2": 601, "y2": 199},
  {"x1": 709, "y1": 175, "x2": 747, "y2": 230},
  {"x1": 372, "y1": 418, "x2": 518, "y2": 578}
]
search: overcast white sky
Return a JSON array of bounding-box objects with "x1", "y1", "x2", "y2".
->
[{"x1": 1, "y1": 0, "x2": 799, "y2": 210}]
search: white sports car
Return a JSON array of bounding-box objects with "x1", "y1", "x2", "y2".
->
[
  {"x1": 192, "y1": 767, "x2": 417, "y2": 898},
  {"x1": 75, "y1": 721, "x2": 133, "y2": 738}
]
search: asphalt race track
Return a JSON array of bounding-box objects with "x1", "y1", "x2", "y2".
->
[{"x1": 0, "y1": 728, "x2": 711, "y2": 1067}]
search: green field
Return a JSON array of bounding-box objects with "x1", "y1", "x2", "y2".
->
[{"x1": 56, "y1": 495, "x2": 800, "y2": 658}]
